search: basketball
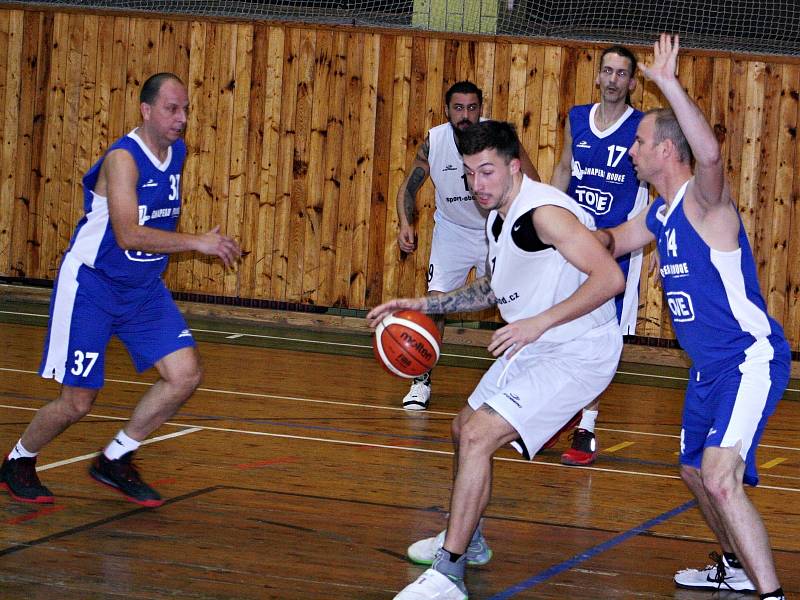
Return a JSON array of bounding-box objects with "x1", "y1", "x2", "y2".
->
[{"x1": 373, "y1": 310, "x2": 442, "y2": 378}]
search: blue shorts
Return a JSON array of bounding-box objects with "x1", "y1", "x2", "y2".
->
[
  {"x1": 39, "y1": 255, "x2": 195, "y2": 389},
  {"x1": 681, "y1": 337, "x2": 790, "y2": 486}
]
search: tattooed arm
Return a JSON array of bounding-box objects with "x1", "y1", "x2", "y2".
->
[
  {"x1": 396, "y1": 136, "x2": 432, "y2": 253},
  {"x1": 366, "y1": 276, "x2": 496, "y2": 328}
]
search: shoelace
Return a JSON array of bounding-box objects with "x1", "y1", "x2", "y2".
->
[{"x1": 705, "y1": 551, "x2": 736, "y2": 590}]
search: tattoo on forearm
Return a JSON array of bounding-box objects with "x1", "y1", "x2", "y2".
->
[
  {"x1": 479, "y1": 404, "x2": 498, "y2": 416},
  {"x1": 424, "y1": 277, "x2": 497, "y2": 314},
  {"x1": 403, "y1": 166, "x2": 426, "y2": 222},
  {"x1": 416, "y1": 138, "x2": 430, "y2": 161}
]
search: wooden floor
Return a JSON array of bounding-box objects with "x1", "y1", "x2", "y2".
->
[{"x1": 0, "y1": 314, "x2": 799, "y2": 599}]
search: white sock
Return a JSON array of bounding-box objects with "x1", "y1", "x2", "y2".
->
[
  {"x1": 103, "y1": 429, "x2": 141, "y2": 460},
  {"x1": 578, "y1": 410, "x2": 599, "y2": 433},
  {"x1": 9, "y1": 439, "x2": 38, "y2": 460}
]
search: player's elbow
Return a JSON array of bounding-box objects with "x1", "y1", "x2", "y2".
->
[
  {"x1": 112, "y1": 225, "x2": 141, "y2": 250},
  {"x1": 607, "y1": 266, "x2": 626, "y2": 297}
]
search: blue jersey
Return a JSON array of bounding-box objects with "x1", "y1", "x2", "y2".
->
[
  {"x1": 566, "y1": 104, "x2": 645, "y2": 229},
  {"x1": 566, "y1": 104, "x2": 649, "y2": 332},
  {"x1": 646, "y1": 183, "x2": 787, "y2": 370},
  {"x1": 65, "y1": 130, "x2": 186, "y2": 290}
]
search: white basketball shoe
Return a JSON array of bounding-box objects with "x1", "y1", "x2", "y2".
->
[{"x1": 674, "y1": 552, "x2": 756, "y2": 592}]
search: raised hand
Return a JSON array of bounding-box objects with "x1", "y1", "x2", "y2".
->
[{"x1": 643, "y1": 33, "x2": 679, "y2": 84}]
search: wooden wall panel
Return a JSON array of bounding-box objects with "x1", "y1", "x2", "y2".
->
[{"x1": 2, "y1": 6, "x2": 800, "y2": 350}]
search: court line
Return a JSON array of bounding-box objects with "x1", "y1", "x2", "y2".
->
[
  {"x1": 487, "y1": 499, "x2": 698, "y2": 599},
  {"x1": 3, "y1": 310, "x2": 797, "y2": 390},
  {"x1": 2, "y1": 366, "x2": 798, "y2": 454},
  {"x1": 2, "y1": 400, "x2": 798, "y2": 493},
  {"x1": 36, "y1": 427, "x2": 203, "y2": 472}
]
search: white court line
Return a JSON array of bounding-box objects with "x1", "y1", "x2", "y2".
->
[
  {"x1": 3, "y1": 310, "x2": 798, "y2": 390},
  {"x1": 3, "y1": 408, "x2": 796, "y2": 494},
  {"x1": 1, "y1": 366, "x2": 798, "y2": 453},
  {"x1": 36, "y1": 427, "x2": 203, "y2": 472}
]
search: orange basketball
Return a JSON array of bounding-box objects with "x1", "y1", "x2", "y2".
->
[{"x1": 373, "y1": 310, "x2": 442, "y2": 378}]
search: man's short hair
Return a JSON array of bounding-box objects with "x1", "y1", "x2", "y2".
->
[
  {"x1": 140, "y1": 73, "x2": 184, "y2": 105},
  {"x1": 445, "y1": 80, "x2": 483, "y2": 106},
  {"x1": 646, "y1": 108, "x2": 693, "y2": 163},
  {"x1": 456, "y1": 120, "x2": 520, "y2": 161},
  {"x1": 600, "y1": 45, "x2": 638, "y2": 77}
]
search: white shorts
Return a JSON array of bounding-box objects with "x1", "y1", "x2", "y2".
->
[
  {"x1": 467, "y1": 319, "x2": 622, "y2": 459},
  {"x1": 427, "y1": 216, "x2": 488, "y2": 293}
]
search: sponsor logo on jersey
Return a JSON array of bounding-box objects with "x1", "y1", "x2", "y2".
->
[
  {"x1": 496, "y1": 291, "x2": 520, "y2": 305},
  {"x1": 576, "y1": 140, "x2": 591, "y2": 149},
  {"x1": 125, "y1": 249, "x2": 167, "y2": 263},
  {"x1": 503, "y1": 392, "x2": 521, "y2": 407},
  {"x1": 660, "y1": 262, "x2": 690, "y2": 278},
  {"x1": 666, "y1": 291, "x2": 695, "y2": 322},
  {"x1": 141, "y1": 179, "x2": 158, "y2": 188},
  {"x1": 574, "y1": 185, "x2": 613, "y2": 216},
  {"x1": 178, "y1": 329, "x2": 193, "y2": 338},
  {"x1": 443, "y1": 164, "x2": 459, "y2": 172},
  {"x1": 445, "y1": 195, "x2": 475, "y2": 203}
]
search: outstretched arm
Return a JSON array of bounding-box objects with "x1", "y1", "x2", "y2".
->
[
  {"x1": 366, "y1": 276, "x2": 496, "y2": 327},
  {"x1": 643, "y1": 34, "x2": 725, "y2": 209},
  {"x1": 395, "y1": 136, "x2": 432, "y2": 253},
  {"x1": 103, "y1": 150, "x2": 241, "y2": 267}
]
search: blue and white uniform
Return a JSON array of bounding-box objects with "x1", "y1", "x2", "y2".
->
[
  {"x1": 567, "y1": 104, "x2": 649, "y2": 333},
  {"x1": 646, "y1": 181, "x2": 790, "y2": 485},
  {"x1": 425, "y1": 121, "x2": 489, "y2": 292},
  {"x1": 39, "y1": 129, "x2": 195, "y2": 388}
]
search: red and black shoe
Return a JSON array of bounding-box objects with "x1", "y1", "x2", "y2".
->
[
  {"x1": 0, "y1": 455, "x2": 55, "y2": 503},
  {"x1": 541, "y1": 411, "x2": 582, "y2": 450},
  {"x1": 89, "y1": 451, "x2": 164, "y2": 507},
  {"x1": 561, "y1": 428, "x2": 598, "y2": 466}
]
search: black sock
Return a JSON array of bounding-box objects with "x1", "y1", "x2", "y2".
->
[
  {"x1": 760, "y1": 587, "x2": 784, "y2": 600},
  {"x1": 723, "y1": 551, "x2": 742, "y2": 569},
  {"x1": 443, "y1": 548, "x2": 463, "y2": 562}
]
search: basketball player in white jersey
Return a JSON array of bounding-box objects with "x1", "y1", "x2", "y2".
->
[
  {"x1": 549, "y1": 45, "x2": 649, "y2": 465},
  {"x1": 596, "y1": 35, "x2": 788, "y2": 600},
  {"x1": 395, "y1": 81, "x2": 539, "y2": 410},
  {"x1": 370, "y1": 120, "x2": 624, "y2": 600}
]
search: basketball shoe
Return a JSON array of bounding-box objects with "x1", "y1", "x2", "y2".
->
[
  {"x1": 561, "y1": 428, "x2": 598, "y2": 465},
  {"x1": 89, "y1": 451, "x2": 164, "y2": 507},
  {"x1": 407, "y1": 529, "x2": 492, "y2": 566},
  {"x1": 0, "y1": 455, "x2": 54, "y2": 503},
  {"x1": 395, "y1": 549, "x2": 468, "y2": 600},
  {"x1": 402, "y1": 372, "x2": 431, "y2": 410},
  {"x1": 674, "y1": 552, "x2": 756, "y2": 592},
  {"x1": 541, "y1": 411, "x2": 582, "y2": 450}
]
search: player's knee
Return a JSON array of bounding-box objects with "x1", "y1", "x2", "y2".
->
[
  {"x1": 59, "y1": 388, "x2": 97, "y2": 421},
  {"x1": 457, "y1": 419, "x2": 495, "y2": 456},
  {"x1": 700, "y1": 468, "x2": 739, "y2": 505}
]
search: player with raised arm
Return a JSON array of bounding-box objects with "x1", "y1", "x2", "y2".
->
[{"x1": 596, "y1": 35, "x2": 789, "y2": 600}]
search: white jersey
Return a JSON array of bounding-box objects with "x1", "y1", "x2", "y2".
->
[
  {"x1": 428, "y1": 122, "x2": 488, "y2": 230},
  {"x1": 486, "y1": 176, "x2": 616, "y2": 344}
]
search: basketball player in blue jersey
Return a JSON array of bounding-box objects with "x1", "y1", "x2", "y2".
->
[
  {"x1": 395, "y1": 81, "x2": 539, "y2": 410},
  {"x1": 370, "y1": 121, "x2": 624, "y2": 600},
  {"x1": 596, "y1": 35, "x2": 789, "y2": 600},
  {"x1": 0, "y1": 73, "x2": 241, "y2": 507},
  {"x1": 550, "y1": 45, "x2": 649, "y2": 466}
]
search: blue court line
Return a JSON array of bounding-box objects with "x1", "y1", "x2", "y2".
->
[{"x1": 487, "y1": 498, "x2": 698, "y2": 599}]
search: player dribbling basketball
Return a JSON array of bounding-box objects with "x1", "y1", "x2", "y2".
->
[{"x1": 367, "y1": 120, "x2": 624, "y2": 600}]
